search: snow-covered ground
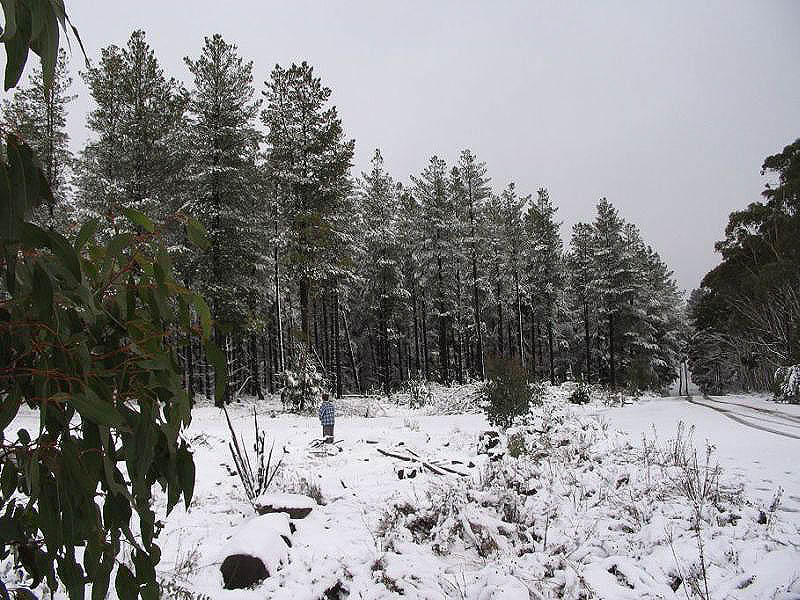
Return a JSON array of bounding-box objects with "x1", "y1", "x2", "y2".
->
[
  {"x1": 3, "y1": 390, "x2": 800, "y2": 599},
  {"x1": 597, "y1": 395, "x2": 800, "y2": 515}
]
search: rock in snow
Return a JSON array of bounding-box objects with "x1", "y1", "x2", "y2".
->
[
  {"x1": 254, "y1": 492, "x2": 316, "y2": 519},
  {"x1": 219, "y1": 512, "x2": 292, "y2": 589}
]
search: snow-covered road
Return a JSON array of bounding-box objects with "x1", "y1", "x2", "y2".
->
[{"x1": 598, "y1": 395, "x2": 800, "y2": 518}]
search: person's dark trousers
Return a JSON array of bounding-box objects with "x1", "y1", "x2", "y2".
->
[{"x1": 323, "y1": 425, "x2": 334, "y2": 441}]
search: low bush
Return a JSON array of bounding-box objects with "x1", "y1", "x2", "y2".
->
[
  {"x1": 483, "y1": 355, "x2": 537, "y2": 429},
  {"x1": 405, "y1": 375, "x2": 434, "y2": 408},
  {"x1": 507, "y1": 431, "x2": 528, "y2": 458},
  {"x1": 569, "y1": 379, "x2": 592, "y2": 405}
]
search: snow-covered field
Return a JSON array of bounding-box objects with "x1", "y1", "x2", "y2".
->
[{"x1": 4, "y1": 389, "x2": 800, "y2": 599}]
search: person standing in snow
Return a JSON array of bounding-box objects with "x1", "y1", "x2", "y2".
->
[{"x1": 318, "y1": 392, "x2": 335, "y2": 442}]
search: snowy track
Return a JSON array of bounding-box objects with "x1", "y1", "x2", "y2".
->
[
  {"x1": 601, "y1": 395, "x2": 800, "y2": 518},
  {"x1": 688, "y1": 396, "x2": 800, "y2": 440}
]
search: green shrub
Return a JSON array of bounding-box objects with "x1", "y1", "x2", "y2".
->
[
  {"x1": 507, "y1": 431, "x2": 528, "y2": 458},
  {"x1": 569, "y1": 379, "x2": 592, "y2": 405},
  {"x1": 483, "y1": 355, "x2": 536, "y2": 429}
]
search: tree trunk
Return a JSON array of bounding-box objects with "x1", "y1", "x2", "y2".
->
[
  {"x1": 343, "y1": 309, "x2": 361, "y2": 394},
  {"x1": 334, "y1": 286, "x2": 343, "y2": 398},
  {"x1": 514, "y1": 267, "x2": 524, "y2": 367},
  {"x1": 609, "y1": 313, "x2": 616, "y2": 387},
  {"x1": 584, "y1": 300, "x2": 591, "y2": 383},
  {"x1": 264, "y1": 333, "x2": 273, "y2": 394},
  {"x1": 548, "y1": 320, "x2": 555, "y2": 383},
  {"x1": 251, "y1": 333, "x2": 264, "y2": 400},
  {"x1": 472, "y1": 236, "x2": 484, "y2": 379},
  {"x1": 383, "y1": 311, "x2": 391, "y2": 395},
  {"x1": 299, "y1": 277, "x2": 311, "y2": 349},
  {"x1": 422, "y1": 291, "x2": 430, "y2": 380},
  {"x1": 497, "y1": 281, "x2": 504, "y2": 357},
  {"x1": 186, "y1": 330, "x2": 194, "y2": 404},
  {"x1": 412, "y1": 280, "x2": 421, "y2": 375}
]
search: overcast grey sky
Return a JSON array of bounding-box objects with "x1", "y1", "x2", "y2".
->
[{"x1": 57, "y1": 1, "x2": 800, "y2": 291}]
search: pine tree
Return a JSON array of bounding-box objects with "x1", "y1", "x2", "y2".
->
[
  {"x1": 525, "y1": 188, "x2": 564, "y2": 382},
  {"x1": 413, "y1": 155, "x2": 459, "y2": 382},
  {"x1": 184, "y1": 34, "x2": 263, "y2": 324},
  {"x1": 454, "y1": 149, "x2": 491, "y2": 379},
  {"x1": 358, "y1": 149, "x2": 405, "y2": 393},
  {"x1": 183, "y1": 34, "x2": 265, "y2": 403},
  {"x1": 76, "y1": 30, "x2": 187, "y2": 235},
  {"x1": 1, "y1": 49, "x2": 75, "y2": 231},
  {"x1": 567, "y1": 222, "x2": 596, "y2": 382},
  {"x1": 261, "y1": 61, "x2": 355, "y2": 349},
  {"x1": 591, "y1": 198, "x2": 628, "y2": 386}
]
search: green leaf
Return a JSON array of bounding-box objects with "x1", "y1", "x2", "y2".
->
[
  {"x1": 0, "y1": 165, "x2": 14, "y2": 240},
  {"x1": 18, "y1": 223, "x2": 81, "y2": 283},
  {"x1": 103, "y1": 233, "x2": 132, "y2": 278},
  {"x1": 3, "y1": 3, "x2": 31, "y2": 91},
  {"x1": 58, "y1": 390, "x2": 125, "y2": 428},
  {"x1": 32, "y1": 263, "x2": 53, "y2": 321},
  {"x1": 122, "y1": 207, "x2": 155, "y2": 233},
  {"x1": 186, "y1": 216, "x2": 209, "y2": 250},
  {"x1": 0, "y1": 388, "x2": 20, "y2": 430},
  {"x1": 0, "y1": 0, "x2": 17, "y2": 41},
  {"x1": 204, "y1": 339, "x2": 228, "y2": 405},
  {"x1": 29, "y1": 0, "x2": 59, "y2": 89},
  {"x1": 75, "y1": 218, "x2": 98, "y2": 251},
  {"x1": 5, "y1": 136, "x2": 28, "y2": 227},
  {"x1": 15, "y1": 124, "x2": 52, "y2": 208},
  {"x1": 192, "y1": 294, "x2": 211, "y2": 339},
  {"x1": 3, "y1": 242, "x2": 17, "y2": 294},
  {"x1": 176, "y1": 445, "x2": 195, "y2": 510},
  {"x1": 46, "y1": 228, "x2": 82, "y2": 283},
  {"x1": 114, "y1": 564, "x2": 137, "y2": 600}
]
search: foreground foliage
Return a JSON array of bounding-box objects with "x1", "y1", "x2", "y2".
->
[{"x1": 1, "y1": 154, "x2": 224, "y2": 597}]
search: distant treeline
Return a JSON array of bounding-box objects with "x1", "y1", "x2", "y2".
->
[
  {"x1": 1, "y1": 30, "x2": 687, "y2": 400},
  {"x1": 689, "y1": 139, "x2": 800, "y2": 394}
]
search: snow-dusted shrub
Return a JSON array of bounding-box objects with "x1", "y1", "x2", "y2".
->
[
  {"x1": 483, "y1": 355, "x2": 538, "y2": 429},
  {"x1": 774, "y1": 365, "x2": 800, "y2": 404},
  {"x1": 277, "y1": 347, "x2": 328, "y2": 413},
  {"x1": 506, "y1": 431, "x2": 528, "y2": 458},
  {"x1": 404, "y1": 374, "x2": 433, "y2": 408},
  {"x1": 568, "y1": 379, "x2": 592, "y2": 405}
]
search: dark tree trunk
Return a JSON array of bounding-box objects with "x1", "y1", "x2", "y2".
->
[
  {"x1": 412, "y1": 281, "x2": 421, "y2": 375},
  {"x1": 382, "y1": 311, "x2": 391, "y2": 395},
  {"x1": 609, "y1": 313, "x2": 616, "y2": 387},
  {"x1": 422, "y1": 291, "x2": 430, "y2": 380},
  {"x1": 214, "y1": 327, "x2": 230, "y2": 406},
  {"x1": 472, "y1": 243, "x2": 484, "y2": 379},
  {"x1": 497, "y1": 282, "x2": 504, "y2": 357},
  {"x1": 322, "y1": 292, "x2": 330, "y2": 370},
  {"x1": 343, "y1": 309, "x2": 361, "y2": 394},
  {"x1": 264, "y1": 333, "x2": 274, "y2": 394},
  {"x1": 251, "y1": 333, "x2": 264, "y2": 400},
  {"x1": 186, "y1": 331, "x2": 194, "y2": 404},
  {"x1": 531, "y1": 314, "x2": 537, "y2": 379},
  {"x1": 548, "y1": 320, "x2": 555, "y2": 383},
  {"x1": 583, "y1": 301, "x2": 591, "y2": 383},
  {"x1": 299, "y1": 277, "x2": 311, "y2": 349},
  {"x1": 313, "y1": 298, "x2": 320, "y2": 362},
  {"x1": 334, "y1": 286, "x2": 343, "y2": 398},
  {"x1": 514, "y1": 267, "x2": 524, "y2": 367}
]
